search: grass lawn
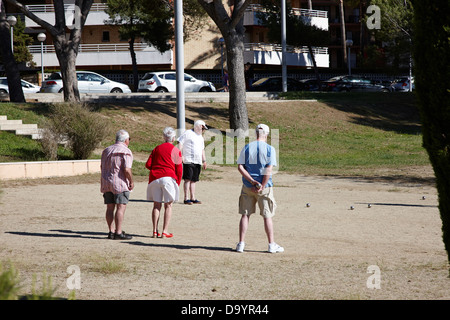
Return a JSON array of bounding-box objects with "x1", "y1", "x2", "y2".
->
[{"x1": 0, "y1": 92, "x2": 430, "y2": 179}]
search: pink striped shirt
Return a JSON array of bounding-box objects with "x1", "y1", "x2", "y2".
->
[{"x1": 100, "y1": 142, "x2": 133, "y2": 194}]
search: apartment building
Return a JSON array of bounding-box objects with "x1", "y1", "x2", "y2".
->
[{"x1": 4, "y1": 1, "x2": 371, "y2": 84}]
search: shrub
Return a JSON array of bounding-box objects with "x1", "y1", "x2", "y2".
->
[
  {"x1": 0, "y1": 262, "x2": 21, "y2": 300},
  {"x1": 48, "y1": 102, "x2": 111, "y2": 160},
  {"x1": 38, "y1": 119, "x2": 60, "y2": 161},
  {"x1": 413, "y1": 0, "x2": 450, "y2": 266}
]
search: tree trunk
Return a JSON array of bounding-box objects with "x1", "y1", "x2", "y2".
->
[
  {"x1": 5, "y1": 0, "x2": 93, "y2": 102},
  {"x1": 306, "y1": 1, "x2": 320, "y2": 84},
  {"x1": 339, "y1": 0, "x2": 347, "y2": 68},
  {"x1": 0, "y1": 2, "x2": 25, "y2": 102},
  {"x1": 226, "y1": 34, "x2": 248, "y2": 135},
  {"x1": 308, "y1": 45, "x2": 321, "y2": 84},
  {"x1": 129, "y1": 36, "x2": 138, "y2": 92},
  {"x1": 198, "y1": 0, "x2": 249, "y2": 134},
  {"x1": 54, "y1": 36, "x2": 80, "y2": 102}
]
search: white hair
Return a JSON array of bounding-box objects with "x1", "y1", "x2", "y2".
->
[
  {"x1": 116, "y1": 129, "x2": 129, "y2": 142},
  {"x1": 163, "y1": 126, "x2": 176, "y2": 142}
]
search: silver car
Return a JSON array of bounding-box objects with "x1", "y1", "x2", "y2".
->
[
  {"x1": 0, "y1": 77, "x2": 41, "y2": 94},
  {"x1": 40, "y1": 71, "x2": 132, "y2": 93},
  {"x1": 138, "y1": 71, "x2": 216, "y2": 92},
  {"x1": 389, "y1": 77, "x2": 414, "y2": 92}
]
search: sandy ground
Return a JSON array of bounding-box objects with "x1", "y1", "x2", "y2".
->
[{"x1": 0, "y1": 164, "x2": 449, "y2": 302}]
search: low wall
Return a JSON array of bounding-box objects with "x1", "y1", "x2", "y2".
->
[{"x1": 0, "y1": 159, "x2": 101, "y2": 180}]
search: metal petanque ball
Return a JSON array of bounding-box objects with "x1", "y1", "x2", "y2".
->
[
  {"x1": 350, "y1": 206, "x2": 355, "y2": 210},
  {"x1": 368, "y1": 204, "x2": 372, "y2": 208},
  {"x1": 306, "y1": 203, "x2": 311, "y2": 207}
]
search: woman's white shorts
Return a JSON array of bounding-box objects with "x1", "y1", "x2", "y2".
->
[{"x1": 146, "y1": 177, "x2": 179, "y2": 203}]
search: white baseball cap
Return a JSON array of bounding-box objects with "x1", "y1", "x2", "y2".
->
[
  {"x1": 256, "y1": 124, "x2": 270, "y2": 135},
  {"x1": 194, "y1": 120, "x2": 208, "y2": 129}
]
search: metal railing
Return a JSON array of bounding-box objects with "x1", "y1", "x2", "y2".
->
[
  {"x1": 26, "y1": 3, "x2": 108, "y2": 12},
  {"x1": 28, "y1": 43, "x2": 150, "y2": 54},
  {"x1": 246, "y1": 4, "x2": 328, "y2": 18},
  {"x1": 245, "y1": 43, "x2": 328, "y2": 55}
]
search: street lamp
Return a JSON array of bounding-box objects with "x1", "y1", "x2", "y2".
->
[
  {"x1": 346, "y1": 39, "x2": 353, "y2": 75},
  {"x1": 7, "y1": 15, "x2": 17, "y2": 54},
  {"x1": 37, "y1": 33, "x2": 47, "y2": 86},
  {"x1": 281, "y1": 0, "x2": 287, "y2": 92}
]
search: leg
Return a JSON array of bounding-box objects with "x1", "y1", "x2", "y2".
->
[
  {"x1": 162, "y1": 202, "x2": 173, "y2": 234},
  {"x1": 105, "y1": 203, "x2": 116, "y2": 233},
  {"x1": 189, "y1": 181, "x2": 196, "y2": 201},
  {"x1": 152, "y1": 202, "x2": 162, "y2": 234},
  {"x1": 183, "y1": 180, "x2": 191, "y2": 201},
  {"x1": 239, "y1": 214, "x2": 250, "y2": 243},
  {"x1": 263, "y1": 217, "x2": 274, "y2": 244},
  {"x1": 114, "y1": 203, "x2": 127, "y2": 234}
]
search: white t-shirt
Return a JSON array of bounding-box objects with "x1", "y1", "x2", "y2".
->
[{"x1": 177, "y1": 129, "x2": 205, "y2": 165}]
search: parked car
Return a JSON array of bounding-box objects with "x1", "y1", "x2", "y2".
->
[
  {"x1": 40, "y1": 71, "x2": 132, "y2": 93},
  {"x1": 0, "y1": 77, "x2": 41, "y2": 94},
  {"x1": 298, "y1": 79, "x2": 324, "y2": 91},
  {"x1": 248, "y1": 77, "x2": 304, "y2": 92},
  {"x1": 389, "y1": 77, "x2": 414, "y2": 92},
  {"x1": 138, "y1": 71, "x2": 216, "y2": 92},
  {"x1": 323, "y1": 75, "x2": 389, "y2": 92}
]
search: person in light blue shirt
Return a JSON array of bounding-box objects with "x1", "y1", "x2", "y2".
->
[{"x1": 236, "y1": 124, "x2": 284, "y2": 254}]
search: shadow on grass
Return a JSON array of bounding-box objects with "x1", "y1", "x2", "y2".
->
[{"x1": 282, "y1": 92, "x2": 421, "y2": 135}]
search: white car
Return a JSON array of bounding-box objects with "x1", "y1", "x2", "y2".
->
[
  {"x1": 0, "y1": 77, "x2": 41, "y2": 94},
  {"x1": 389, "y1": 77, "x2": 414, "y2": 92},
  {"x1": 138, "y1": 71, "x2": 216, "y2": 92},
  {"x1": 40, "y1": 71, "x2": 132, "y2": 93}
]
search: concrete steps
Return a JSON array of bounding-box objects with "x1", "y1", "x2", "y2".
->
[{"x1": 0, "y1": 115, "x2": 42, "y2": 139}]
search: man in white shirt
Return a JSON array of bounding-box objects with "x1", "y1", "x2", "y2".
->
[{"x1": 177, "y1": 120, "x2": 207, "y2": 204}]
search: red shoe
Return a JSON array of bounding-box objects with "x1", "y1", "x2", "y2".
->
[
  {"x1": 161, "y1": 232, "x2": 173, "y2": 238},
  {"x1": 152, "y1": 232, "x2": 160, "y2": 238}
]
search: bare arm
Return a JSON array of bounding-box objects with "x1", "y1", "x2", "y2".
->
[{"x1": 125, "y1": 167, "x2": 134, "y2": 191}]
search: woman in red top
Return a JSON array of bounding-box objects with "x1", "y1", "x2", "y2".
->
[{"x1": 145, "y1": 127, "x2": 183, "y2": 238}]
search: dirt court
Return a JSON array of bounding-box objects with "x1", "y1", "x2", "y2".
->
[{"x1": 0, "y1": 164, "x2": 449, "y2": 301}]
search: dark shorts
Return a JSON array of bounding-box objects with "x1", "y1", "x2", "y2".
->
[
  {"x1": 182, "y1": 163, "x2": 201, "y2": 182},
  {"x1": 103, "y1": 191, "x2": 130, "y2": 204}
]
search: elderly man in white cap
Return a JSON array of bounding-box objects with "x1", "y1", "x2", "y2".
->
[
  {"x1": 177, "y1": 120, "x2": 208, "y2": 205},
  {"x1": 236, "y1": 124, "x2": 284, "y2": 253}
]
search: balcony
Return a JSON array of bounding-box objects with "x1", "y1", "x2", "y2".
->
[
  {"x1": 24, "y1": 4, "x2": 109, "y2": 27},
  {"x1": 244, "y1": 43, "x2": 329, "y2": 68},
  {"x1": 28, "y1": 43, "x2": 172, "y2": 68},
  {"x1": 244, "y1": 4, "x2": 328, "y2": 31}
]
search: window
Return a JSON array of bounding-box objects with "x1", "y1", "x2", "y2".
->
[
  {"x1": 102, "y1": 31, "x2": 110, "y2": 42},
  {"x1": 165, "y1": 73, "x2": 176, "y2": 80}
]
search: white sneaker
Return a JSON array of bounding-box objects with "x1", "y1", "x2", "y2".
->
[
  {"x1": 268, "y1": 243, "x2": 284, "y2": 253},
  {"x1": 236, "y1": 242, "x2": 245, "y2": 253}
]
